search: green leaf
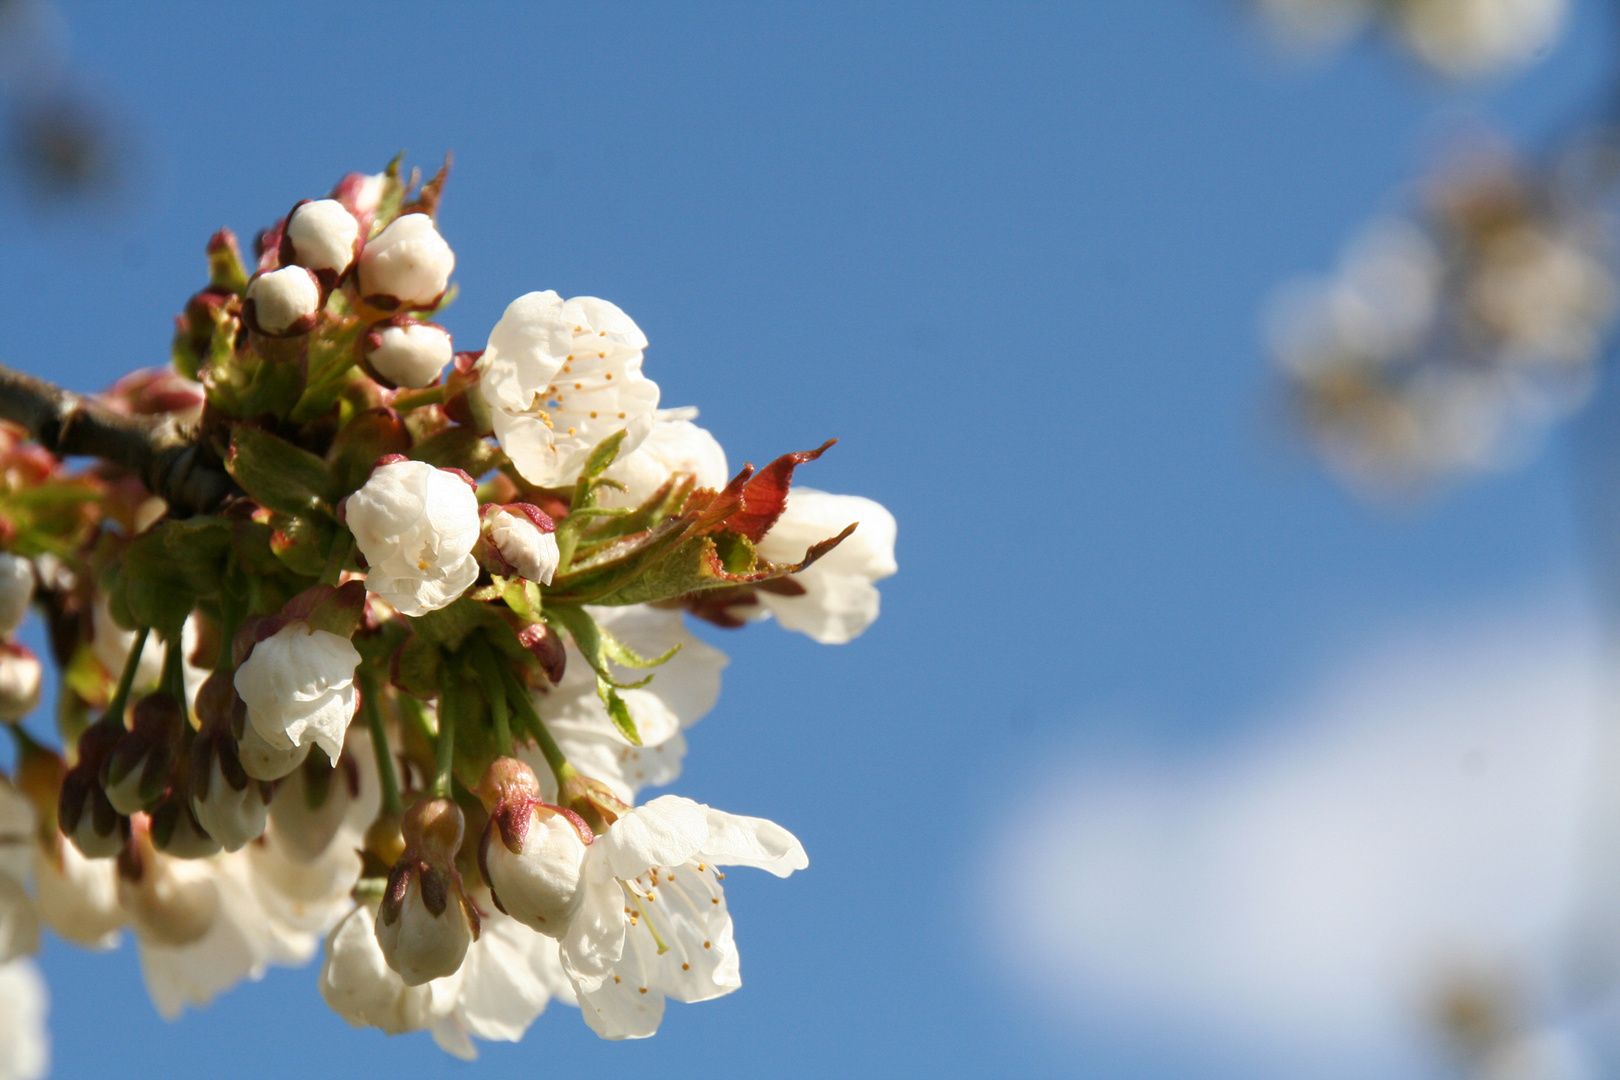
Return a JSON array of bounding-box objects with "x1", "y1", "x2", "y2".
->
[
  {"x1": 544, "y1": 604, "x2": 666, "y2": 691},
  {"x1": 115, "y1": 517, "x2": 234, "y2": 637},
  {"x1": 597, "y1": 678, "x2": 641, "y2": 746},
  {"x1": 227, "y1": 426, "x2": 343, "y2": 516},
  {"x1": 408, "y1": 596, "x2": 511, "y2": 652}
]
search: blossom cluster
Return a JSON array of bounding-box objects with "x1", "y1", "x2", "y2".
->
[
  {"x1": 0, "y1": 158, "x2": 896, "y2": 1069},
  {"x1": 1268, "y1": 144, "x2": 1616, "y2": 492},
  {"x1": 1253, "y1": 0, "x2": 1567, "y2": 78}
]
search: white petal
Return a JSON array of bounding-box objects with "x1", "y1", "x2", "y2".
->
[
  {"x1": 596, "y1": 796, "x2": 710, "y2": 881},
  {"x1": 0, "y1": 959, "x2": 47, "y2": 1080},
  {"x1": 558, "y1": 875, "x2": 629, "y2": 992},
  {"x1": 699, "y1": 808, "x2": 809, "y2": 877}
]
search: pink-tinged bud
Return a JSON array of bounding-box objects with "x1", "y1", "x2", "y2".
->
[
  {"x1": 476, "y1": 758, "x2": 592, "y2": 936},
  {"x1": 0, "y1": 642, "x2": 41, "y2": 723},
  {"x1": 283, "y1": 198, "x2": 360, "y2": 276},
  {"x1": 330, "y1": 171, "x2": 385, "y2": 238},
  {"x1": 557, "y1": 772, "x2": 631, "y2": 836},
  {"x1": 101, "y1": 693, "x2": 184, "y2": 816},
  {"x1": 101, "y1": 368, "x2": 206, "y2": 422},
  {"x1": 376, "y1": 797, "x2": 478, "y2": 985},
  {"x1": 59, "y1": 721, "x2": 127, "y2": 858},
  {"x1": 116, "y1": 816, "x2": 218, "y2": 946},
  {"x1": 189, "y1": 718, "x2": 269, "y2": 852},
  {"x1": 357, "y1": 213, "x2": 454, "y2": 311},
  {"x1": 363, "y1": 319, "x2": 452, "y2": 389},
  {"x1": 479, "y1": 503, "x2": 559, "y2": 585},
  {"x1": 516, "y1": 621, "x2": 566, "y2": 686},
  {"x1": 244, "y1": 265, "x2": 322, "y2": 336}
]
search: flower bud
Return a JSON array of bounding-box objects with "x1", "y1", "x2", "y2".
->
[
  {"x1": 0, "y1": 554, "x2": 33, "y2": 636},
  {"x1": 149, "y1": 779, "x2": 222, "y2": 861},
  {"x1": 0, "y1": 642, "x2": 41, "y2": 723},
  {"x1": 376, "y1": 797, "x2": 478, "y2": 985},
  {"x1": 363, "y1": 319, "x2": 453, "y2": 390},
  {"x1": 101, "y1": 693, "x2": 183, "y2": 816},
  {"x1": 357, "y1": 213, "x2": 454, "y2": 311},
  {"x1": 234, "y1": 619, "x2": 361, "y2": 764},
  {"x1": 189, "y1": 718, "x2": 269, "y2": 852},
  {"x1": 557, "y1": 771, "x2": 631, "y2": 836},
  {"x1": 59, "y1": 721, "x2": 127, "y2": 858},
  {"x1": 115, "y1": 816, "x2": 218, "y2": 947},
  {"x1": 347, "y1": 459, "x2": 480, "y2": 617},
  {"x1": 479, "y1": 503, "x2": 559, "y2": 585},
  {"x1": 244, "y1": 265, "x2": 322, "y2": 336},
  {"x1": 283, "y1": 198, "x2": 360, "y2": 276},
  {"x1": 320, "y1": 901, "x2": 435, "y2": 1034},
  {"x1": 476, "y1": 758, "x2": 591, "y2": 936},
  {"x1": 237, "y1": 721, "x2": 313, "y2": 782},
  {"x1": 101, "y1": 368, "x2": 207, "y2": 423}
]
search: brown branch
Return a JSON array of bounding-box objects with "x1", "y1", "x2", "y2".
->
[{"x1": 0, "y1": 362, "x2": 237, "y2": 516}]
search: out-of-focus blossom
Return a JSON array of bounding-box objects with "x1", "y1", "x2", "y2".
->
[
  {"x1": 0, "y1": 959, "x2": 47, "y2": 1080},
  {"x1": 0, "y1": 555, "x2": 32, "y2": 636},
  {"x1": 1254, "y1": 0, "x2": 1568, "y2": 79},
  {"x1": 0, "y1": 644, "x2": 41, "y2": 723},
  {"x1": 1269, "y1": 150, "x2": 1615, "y2": 491}
]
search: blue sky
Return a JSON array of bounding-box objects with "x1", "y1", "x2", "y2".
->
[{"x1": 3, "y1": 2, "x2": 1615, "y2": 1077}]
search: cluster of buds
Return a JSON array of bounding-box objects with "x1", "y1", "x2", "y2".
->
[
  {"x1": 0, "y1": 157, "x2": 895, "y2": 1059},
  {"x1": 1269, "y1": 143, "x2": 1617, "y2": 492}
]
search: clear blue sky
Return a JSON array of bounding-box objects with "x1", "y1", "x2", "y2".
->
[{"x1": 3, "y1": 2, "x2": 1612, "y2": 1077}]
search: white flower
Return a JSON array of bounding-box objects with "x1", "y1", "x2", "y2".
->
[
  {"x1": 479, "y1": 291, "x2": 661, "y2": 488},
  {"x1": 477, "y1": 759, "x2": 591, "y2": 936},
  {"x1": 366, "y1": 321, "x2": 453, "y2": 389},
  {"x1": 246, "y1": 266, "x2": 322, "y2": 335},
  {"x1": 0, "y1": 644, "x2": 40, "y2": 723},
  {"x1": 347, "y1": 459, "x2": 480, "y2": 617},
  {"x1": 559, "y1": 795, "x2": 807, "y2": 1040},
  {"x1": 320, "y1": 900, "x2": 441, "y2": 1035},
  {"x1": 754, "y1": 488, "x2": 898, "y2": 645},
  {"x1": 429, "y1": 900, "x2": 574, "y2": 1059},
  {"x1": 483, "y1": 504, "x2": 559, "y2": 585},
  {"x1": 358, "y1": 212, "x2": 454, "y2": 308},
  {"x1": 236, "y1": 723, "x2": 312, "y2": 782},
  {"x1": 285, "y1": 198, "x2": 360, "y2": 274},
  {"x1": 528, "y1": 604, "x2": 726, "y2": 802},
  {"x1": 598, "y1": 409, "x2": 729, "y2": 509},
  {"x1": 234, "y1": 621, "x2": 360, "y2": 764},
  {"x1": 0, "y1": 959, "x2": 47, "y2": 1080},
  {"x1": 0, "y1": 555, "x2": 32, "y2": 636},
  {"x1": 32, "y1": 836, "x2": 123, "y2": 950},
  {"x1": 127, "y1": 846, "x2": 314, "y2": 1019}
]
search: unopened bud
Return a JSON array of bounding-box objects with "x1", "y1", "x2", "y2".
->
[
  {"x1": 189, "y1": 720, "x2": 269, "y2": 852},
  {"x1": 0, "y1": 642, "x2": 41, "y2": 723},
  {"x1": 477, "y1": 758, "x2": 592, "y2": 936},
  {"x1": 479, "y1": 504, "x2": 559, "y2": 585},
  {"x1": 357, "y1": 213, "x2": 454, "y2": 310},
  {"x1": 149, "y1": 781, "x2": 222, "y2": 861},
  {"x1": 363, "y1": 319, "x2": 452, "y2": 389},
  {"x1": 376, "y1": 796, "x2": 477, "y2": 985},
  {"x1": 284, "y1": 198, "x2": 360, "y2": 276},
  {"x1": 245, "y1": 265, "x2": 322, "y2": 336},
  {"x1": 238, "y1": 720, "x2": 313, "y2": 782},
  {"x1": 101, "y1": 694, "x2": 183, "y2": 816},
  {"x1": 59, "y1": 721, "x2": 127, "y2": 858},
  {"x1": 0, "y1": 554, "x2": 33, "y2": 635}
]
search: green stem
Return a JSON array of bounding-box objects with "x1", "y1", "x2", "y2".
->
[
  {"x1": 390, "y1": 385, "x2": 444, "y2": 412},
  {"x1": 105, "y1": 627, "x2": 149, "y2": 727},
  {"x1": 319, "y1": 531, "x2": 355, "y2": 587},
  {"x1": 162, "y1": 634, "x2": 186, "y2": 702},
  {"x1": 470, "y1": 641, "x2": 512, "y2": 755},
  {"x1": 497, "y1": 663, "x2": 576, "y2": 790},
  {"x1": 359, "y1": 673, "x2": 403, "y2": 816},
  {"x1": 433, "y1": 677, "x2": 458, "y2": 798}
]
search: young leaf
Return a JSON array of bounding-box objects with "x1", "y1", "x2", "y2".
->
[{"x1": 227, "y1": 425, "x2": 343, "y2": 516}]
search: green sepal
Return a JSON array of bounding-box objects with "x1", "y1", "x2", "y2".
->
[
  {"x1": 410, "y1": 425, "x2": 502, "y2": 477},
  {"x1": 237, "y1": 350, "x2": 307, "y2": 419},
  {"x1": 596, "y1": 678, "x2": 641, "y2": 746},
  {"x1": 227, "y1": 425, "x2": 343, "y2": 516},
  {"x1": 269, "y1": 514, "x2": 332, "y2": 577}
]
